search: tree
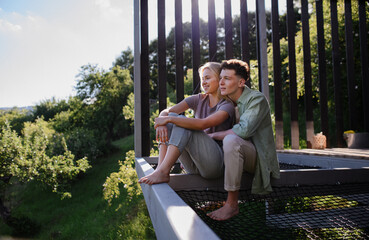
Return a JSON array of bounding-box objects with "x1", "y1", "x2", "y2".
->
[
  {"x1": 32, "y1": 97, "x2": 70, "y2": 122},
  {"x1": 75, "y1": 64, "x2": 134, "y2": 145},
  {"x1": 0, "y1": 120, "x2": 90, "y2": 233}
]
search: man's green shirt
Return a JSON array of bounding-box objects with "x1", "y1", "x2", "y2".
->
[{"x1": 232, "y1": 86, "x2": 280, "y2": 194}]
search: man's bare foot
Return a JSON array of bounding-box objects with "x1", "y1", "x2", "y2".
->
[
  {"x1": 207, "y1": 203, "x2": 239, "y2": 221},
  {"x1": 138, "y1": 170, "x2": 170, "y2": 185}
]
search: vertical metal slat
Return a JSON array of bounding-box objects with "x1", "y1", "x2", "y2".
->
[
  {"x1": 192, "y1": 0, "x2": 201, "y2": 94},
  {"x1": 330, "y1": 0, "x2": 344, "y2": 147},
  {"x1": 287, "y1": 0, "x2": 299, "y2": 149},
  {"x1": 240, "y1": 0, "x2": 250, "y2": 66},
  {"x1": 158, "y1": 0, "x2": 167, "y2": 112},
  {"x1": 316, "y1": 0, "x2": 329, "y2": 146},
  {"x1": 358, "y1": 0, "x2": 369, "y2": 132},
  {"x1": 344, "y1": 0, "x2": 357, "y2": 131},
  {"x1": 208, "y1": 0, "x2": 217, "y2": 62},
  {"x1": 140, "y1": 0, "x2": 151, "y2": 156},
  {"x1": 301, "y1": 0, "x2": 314, "y2": 148},
  {"x1": 224, "y1": 0, "x2": 233, "y2": 59},
  {"x1": 255, "y1": 0, "x2": 269, "y2": 100},
  {"x1": 271, "y1": 0, "x2": 283, "y2": 149},
  {"x1": 175, "y1": 0, "x2": 184, "y2": 103}
]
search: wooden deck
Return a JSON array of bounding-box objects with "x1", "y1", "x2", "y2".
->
[{"x1": 278, "y1": 148, "x2": 369, "y2": 160}]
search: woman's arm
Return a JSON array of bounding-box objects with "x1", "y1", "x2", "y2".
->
[
  {"x1": 159, "y1": 99, "x2": 190, "y2": 117},
  {"x1": 156, "y1": 100, "x2": 190, "y2": 143},
  {"x1": 155, "y1": 110, "x2": 230, "y2": 131}
]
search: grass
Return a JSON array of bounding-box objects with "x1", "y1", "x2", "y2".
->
[{"x1": 0, "y1": 135, "x2": 156, "y2": 239}]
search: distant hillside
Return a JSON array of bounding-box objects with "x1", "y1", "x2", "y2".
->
[{"x1": 0, "y1": 106, "x2": 34, "y2": 111}]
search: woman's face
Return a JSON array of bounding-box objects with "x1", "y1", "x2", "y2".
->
[{"x1": 201, "y1": 68, "x2": 219, "y2": 94}]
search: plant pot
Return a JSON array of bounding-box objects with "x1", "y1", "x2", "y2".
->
[{"x1": 343, "y1": 132, "x2": 369, "y2": 149}]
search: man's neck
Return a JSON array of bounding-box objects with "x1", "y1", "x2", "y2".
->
[{"x1": 228, "y1": 87, "x2": 244, "y2": 103}]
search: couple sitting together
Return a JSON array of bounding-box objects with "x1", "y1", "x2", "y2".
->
[{"x1": 138, "y1": 59, "x2": 280, "y2": 221}]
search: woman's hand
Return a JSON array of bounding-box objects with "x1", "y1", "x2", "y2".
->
[
  {"x1": 154, "y1": 116, "x2": 170, "y2": 129},
  {"x1": 156, "y1": 125, "x2": 169, "y2": 143}
]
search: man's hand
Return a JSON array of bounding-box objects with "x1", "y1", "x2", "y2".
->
[{"x1": 208, "y1": 129, "x2": 236, "y2": 141}]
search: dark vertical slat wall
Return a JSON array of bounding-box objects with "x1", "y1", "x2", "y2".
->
[
  {"x1": 301, "y1": 0, "x2": 314, "y2": 148},
  {"x1": 140, "y1": 0, "x2": 151, "y2": 156},
  {"x1": 358, "y1": 0, "x2": 369, "y2": 132},
  {"x1": 344, "y1": 0, "x2": 357, "y2": 131},
  {"x1": 135, "y1": 0, "x2": 368, "y2": 155},
  {"x1": 271, "y1": 0, "x2": 283, "y2": 150},
  {"x1": 315, "y1": 0, "x2": 329, "y2": 146},
  {"x1": 208, "y1": 0, "x2": 217, "y2": 62},
  {"x1": 330, "y1": 0, "x2": 344, "y2": 147},
  {"x1": 287, "y1": 0, "x2": 299, "y2": 149},
  {"x1": 175, "y1": 0, "x2": 184, "y2": 103},
  {"x1": 224, "y1": 0, "x2": 233, "y2": 59},
  {"x1": 192, "y1": 0, "x2": 201, "y2": 94},
  {"x1": 157, "y1": 0, "x2": 167, "y2": 112}
]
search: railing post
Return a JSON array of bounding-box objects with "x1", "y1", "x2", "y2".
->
[{"x1": 134, "y1": 0, "x2": 142, "y2": 157}]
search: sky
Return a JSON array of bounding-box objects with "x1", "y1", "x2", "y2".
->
[{"x1": 0, "y1": 0, "x2": 274, "y2": 108}]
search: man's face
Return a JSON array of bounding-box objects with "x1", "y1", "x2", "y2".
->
[{"x1": 219, "y1": 69, "x2": 244, "y2": 99}]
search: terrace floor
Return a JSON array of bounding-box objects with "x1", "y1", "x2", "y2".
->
[
  {"x1": 136, "y1": 148, "x2": 369, "y2": 239},
  {"x1": 278, "y1": 148, "x2": 369, "y2": 160}
]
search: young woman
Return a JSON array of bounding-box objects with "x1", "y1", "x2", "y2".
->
[{"x1": 138, "y1": 62, "x2": 235, "y2": 185}]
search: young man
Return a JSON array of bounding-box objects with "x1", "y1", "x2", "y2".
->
[{"x1": 207, "y1": 59, "x2": 280, "y2": 221}]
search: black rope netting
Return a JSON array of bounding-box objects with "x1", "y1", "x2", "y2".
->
[{"x1": 176, "y1": 182, "x2": 369, "y2": 240}]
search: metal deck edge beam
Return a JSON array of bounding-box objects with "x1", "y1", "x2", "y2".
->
[
  {"x1": 135, "y1": 157, "x2": 220, "y2": 240},
  {"x1": 169, "y1": 168, "x2": 369, "y2": 191}
]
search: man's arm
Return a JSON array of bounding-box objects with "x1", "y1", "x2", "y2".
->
[{"x1": 208, "y1": 129, "x2": 236, "y2": 141}]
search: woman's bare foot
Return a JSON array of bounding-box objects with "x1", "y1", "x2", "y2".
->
[
  {"x1": 138, "y1": 169, "x2": 170, "y2": 185},
  {"x1": 207, "y1": 203, "x2": 239, "y2": 221}
]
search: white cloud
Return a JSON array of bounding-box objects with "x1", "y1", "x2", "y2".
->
[
  {"x1": 0, "y1": 0, "x2": 133, "y2": 108},
  {"x1": 0, "y1": 18, "x2": 22, "y2": 32}
]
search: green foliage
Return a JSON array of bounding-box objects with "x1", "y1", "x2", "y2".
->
[
  {"x1": 273, "y1": 195, "x2": 358, "y2": 214},
  {"x1": 103, "y1": 150, "x2": 141, "y2": 206},
  {"x1": 32, "y1": 97, "x2": 70, "y2": 121},
  {"x1": 75, "y1": 64, "x2": 134, "y2": 144},
  {"x1": 0, "y1": 108, "x2": 33, "y2": 135},
  {"x1": 0, "y1": 120, "x2": 91, "y2": 198},
  {"x1": 1, "y1": 136, "x2": 155, "y2": 239},
  {"x1": 122, "y1": 92, "x2": 135, "y2": 124}
]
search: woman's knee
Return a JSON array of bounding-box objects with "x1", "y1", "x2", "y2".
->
[{"x1": 168, "y1": 112, "x2": 179, "y2": 117}]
